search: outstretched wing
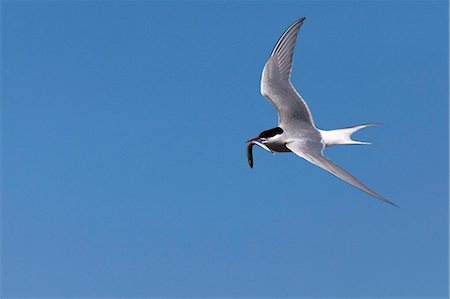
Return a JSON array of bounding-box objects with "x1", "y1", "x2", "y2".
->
[
  {"x1": 286, "y1": 140, "x2": 398, "y2": 206},
  {"x1": 261, "y1": 18, "x2": 315, "y2": 127}
]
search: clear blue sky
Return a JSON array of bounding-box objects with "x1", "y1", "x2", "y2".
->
[{"x1": 2, "y1": 1, "x2": 448, "y2": 297}]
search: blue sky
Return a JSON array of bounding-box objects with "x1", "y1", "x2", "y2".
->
[{"x1": 1, "y1": 1, "x2": 448, "y2": 297}]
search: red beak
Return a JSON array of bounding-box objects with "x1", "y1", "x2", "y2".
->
[{"x1": 246, "y1": 137, "x2": 260, "y2": 143}]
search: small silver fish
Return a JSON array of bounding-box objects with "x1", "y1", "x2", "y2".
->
[
  {"x1": 247, "y1": 140, "x2": 274, "y2": 168},
  {"x1": 251, "y1": 140, "x2": 273, "y2": 153},
  {"x1": 247, "y1": 142, "x2": 254, "y2": 168}
]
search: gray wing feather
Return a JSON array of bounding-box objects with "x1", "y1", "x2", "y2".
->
[
  {"x1": 261, "y1": 18, "x2": 315, "y2": 127},
  {"x1": 286, "y1": 141, "x2": 398, "y2": 207}
]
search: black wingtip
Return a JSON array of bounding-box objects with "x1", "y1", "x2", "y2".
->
[
  {"x1": 382, "y1": 198, "x2": 399, "y2": 208},
  {"x1": 295, "y1": 17, "x2": 306, "y2": 26},
  {"x1": 389, "y1": 201, "x2": 400, "y2": 208}
]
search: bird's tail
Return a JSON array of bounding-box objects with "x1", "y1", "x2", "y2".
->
[{"x1": 319, "y1": 123, "x2": 382, "y2": 147}]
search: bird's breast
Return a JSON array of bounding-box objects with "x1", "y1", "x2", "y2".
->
[{"x1": 264, "y1": 138, "x2": 290, "y2": 153}]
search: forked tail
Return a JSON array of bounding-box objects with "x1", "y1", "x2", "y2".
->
[{"x1": 319, "y1": 123, "x2": 382, "y2": 147}]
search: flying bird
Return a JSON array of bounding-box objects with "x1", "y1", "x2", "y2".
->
[{"x1": 247, "y1": 18, "x2": 397, "y2": 206}]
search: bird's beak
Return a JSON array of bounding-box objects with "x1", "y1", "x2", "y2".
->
[
  {"x1": 246, "y1": 136, "x2": 273, "y2": 169},
  {"x1": 246, "y1": 137, "x2": 273, "y2": 154},
  {"x1": 246, "y1": 137, "x2": 260, "y2": 143}
]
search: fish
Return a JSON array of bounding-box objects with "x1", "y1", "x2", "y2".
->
[
  {"x1": 247, "y1": 142, "x2": 254, "y2": 168},
  {"x1": 252, "y1": 140, "x2": 273, "y2": 153},
  {"x1": 247, "y1": 140, "x2": 274, "y2": 168}
]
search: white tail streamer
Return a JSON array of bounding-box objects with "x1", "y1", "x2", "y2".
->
[{"x1": 319, "y1": 123, "x2": 382, "y2": 147}]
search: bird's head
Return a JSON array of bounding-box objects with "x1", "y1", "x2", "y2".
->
[
  {"x1": 246, "y1": 127, "x2": 283, "y2": 168},
  {"x1": 247, "y1": 127, "x2": 284, "y2": 144}
]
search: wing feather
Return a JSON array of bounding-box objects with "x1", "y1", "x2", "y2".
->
[
  {"x1": 286, "y1": 141, "x2": 398, "y2": 206},
  {"x1": 260, "y1": 18, "x2": 315, "y2": 127}
]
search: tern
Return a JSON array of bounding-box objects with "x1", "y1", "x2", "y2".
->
[{"x1": 247, "y1": 18, "x2": 397, "y2": 206}]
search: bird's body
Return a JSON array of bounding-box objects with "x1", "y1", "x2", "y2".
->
[{"x1": 248, "y1": 18, "x2": 397, "y2": 206}]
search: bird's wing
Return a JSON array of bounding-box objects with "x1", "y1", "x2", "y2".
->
[
  {"x1": 286, "y1": 140, "x2": 398, "y2": 206},
  {"x1": 261, "y1": 18, "x2": 315, "y2": 127}
]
